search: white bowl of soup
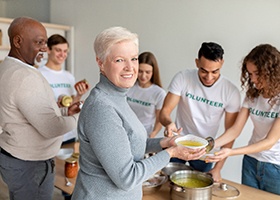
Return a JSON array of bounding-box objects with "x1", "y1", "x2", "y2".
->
[{"x1": 175, "y1": 134, "x2": 208, "y2": 149}]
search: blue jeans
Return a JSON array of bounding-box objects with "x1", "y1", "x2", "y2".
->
[
  {"x1": 170, "y1": 158, "x2": 213, "y2": 172},
  {"x1": 242, "y1": 155, "x2": 280, "y2": 195},
  {"x1": 0, "y1": 149, "x2": 55, "y2": 200}
]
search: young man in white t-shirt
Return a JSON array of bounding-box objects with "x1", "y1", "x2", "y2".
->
[
  {"x1": 38, "y1": 34, "x2": 89, "y2": 144},
  {"x1": 160, "y1": 42, "x2": 241, "y2": 182}
]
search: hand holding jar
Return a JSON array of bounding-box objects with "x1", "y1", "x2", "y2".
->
[
  {"x1": 57, "y1": 95, "x2": 73, "y2": 107},
  {"x1": 74, "y1": 79, "x2": 90, "y2": 96}
]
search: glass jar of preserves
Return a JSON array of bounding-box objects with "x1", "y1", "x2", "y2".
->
[
  {"x1": 75, "y1": 79, "x2": 89, "y2": 90},
  {"x1": 65, "y1": 157, "x2": 78, "y2": 178}
]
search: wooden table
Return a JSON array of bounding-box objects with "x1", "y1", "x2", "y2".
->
[
  {"x1": 54, "y1": 142, "x2": 79, "y2": 195},
  {"x1": 54, "y1": 142, "x2": 279, "y2": 199},
  {"x1": 142, "y1": 179, "x2": 279, "y2": 200}
]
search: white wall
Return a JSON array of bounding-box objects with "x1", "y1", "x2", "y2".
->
[{"x1": 49, "y1": 0, "x2": 280, "y2": 183}]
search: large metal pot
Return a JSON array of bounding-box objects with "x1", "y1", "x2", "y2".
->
[
  {"x1": 170, "y1": 170, "x2": 213, "y2": 200},
  {"x1": 161, "y1": 162, "x2": 193, "y2": 178}
]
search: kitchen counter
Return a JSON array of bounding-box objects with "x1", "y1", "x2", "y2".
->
[
  {"x1": 142, "y1": 178, "x2": 279, "y2": 200},
  {"x1": 54, "y1": 142, "x2": 279, "y2": 199}
]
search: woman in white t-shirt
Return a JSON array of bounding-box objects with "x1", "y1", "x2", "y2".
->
[
  {"x1": 127, "y1": 52, "x2": 166, "y2": 138},
  {"x1": 208, "y1": 44, "x2": 280, "y2": 195}
]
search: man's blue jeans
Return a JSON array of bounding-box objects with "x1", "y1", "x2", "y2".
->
[
  {"x1": 170, "y1": 157, "x2": 213, "y2": 172},
  {"x1": 242, "y1": 155, "x2": 280, "y2": 195}
]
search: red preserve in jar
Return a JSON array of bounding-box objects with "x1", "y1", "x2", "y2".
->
[
  {"x1": 74, "y1": 79, "x2": 89, "y2": 90},
  {"x1": 65, "y1": 157, "x2": 78, "y2": 178}
]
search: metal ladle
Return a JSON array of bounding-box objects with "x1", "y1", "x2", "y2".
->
[{"x1": 205, "y1": 137, "x2": 215, "y2": 153}]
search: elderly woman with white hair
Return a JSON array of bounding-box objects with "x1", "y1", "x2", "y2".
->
[{"x1": 72, "y1": 27, "x2": 206, "y2": 200}]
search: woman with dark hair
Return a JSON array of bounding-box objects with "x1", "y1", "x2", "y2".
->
[
  {"x1": 208, "y1": 44, "x2": 280, "y2": 195},
  {"x1": 127, "y1": 52, "x2": 166, "y2": 138}
]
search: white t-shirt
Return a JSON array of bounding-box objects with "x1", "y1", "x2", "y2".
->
[
  {"x1": 127, "y1": 82, "x2": 166, "y2": 136},
  {"x1": 38, "y1": 66, "x2": 77, "y2": 142},
  {"x1": 243, "y1": 96, "x2": 280, "y2": 165},
  {"x1": 168, "y1": 69, "x2": 241, "y2": 138},
  {"x1": 38, "y1": 66, "x2": 76, "y2": 100}
]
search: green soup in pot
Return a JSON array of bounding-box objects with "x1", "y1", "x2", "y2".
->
[{"x1": 173, "y1": 178, "x2": 210, "y2": 188}]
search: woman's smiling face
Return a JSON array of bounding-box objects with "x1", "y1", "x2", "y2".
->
[
  {"x1": 138, "y1": 63, "x2": 153, "y2": 88},
  {"x1": 100, "y1": 41, "x2": 139, "y2": 88},
  {"x1": 246, "y1": 61, "x2": 266, "y2": 90}
]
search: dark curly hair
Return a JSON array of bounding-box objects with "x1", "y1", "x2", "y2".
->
[{"x1": 241, "y1": 44, "x2": 280, "y2": 105}]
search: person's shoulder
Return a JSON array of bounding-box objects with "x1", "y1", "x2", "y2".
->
[
  {"x1": 126, "y1": 83, "x2": 138, "y2": 95},
  {"x1": 37, "y1": 65, "x2": 59, "y2": 76},
  {"x1": 175, "y1": 68, "x2": 196, "y2": 77},
  {"x1": 37, "y1": 65, "x2": 49, "y2": 72},
  {"x1": 88, "y1": 86, "x2": 113, "y2": 105},
  {"x1": 176, "y1": 68, "x2": 193, "y2": 74},
  {"x1": 152, "y1": 85, "x2": 166, "y2": 100},
  {"x1": 84, "y1": 88, "x2": 118, "y2": 117},
  {"x1": 151, "y1": 84, "x2": 166, "y2": 93},
  {"x1": 220, "y1": 75, "x2": 239, "y2": 89},
  {"x1": 1, "y1": 57, "x2": 40, "y2": 78},
  {"x1": 63, "y1": 70, "x2": 75, "y2": 78},
  {"x1": 130, "y1": 82, "x2": 138, "y2": 90},
  {"x1": 37, "y1": 65, "x2": 45, "y2": 70}
]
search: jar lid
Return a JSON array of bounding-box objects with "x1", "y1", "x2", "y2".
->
[
  {"x1": 65, "y1": 157, "x2": 77, "y2": 164},
  {"x1": 212, "y1": 182, "x2": 240, "y2": 198},
  {"x1": 61, "y1": 96, "x2": 73, "y2": 107},
  {"x1": 72, "y1": 153, "x2": 80, "y2": 159}
]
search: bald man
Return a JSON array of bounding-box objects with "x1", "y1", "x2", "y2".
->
[{"x1": 0, "y1": 17, "x2": 80, "y2": 200}]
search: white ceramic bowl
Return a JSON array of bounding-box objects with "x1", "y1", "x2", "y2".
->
[
  {"x1": 175, "y1": 134, "x2": 208, "y2": 149},
  {"x1": 56, "y1": 148, "x2": 74, "y2": 160}
]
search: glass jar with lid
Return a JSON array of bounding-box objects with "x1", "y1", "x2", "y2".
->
[{"x1": 65, "y1": 157, "x2": 78, "y2": 178}]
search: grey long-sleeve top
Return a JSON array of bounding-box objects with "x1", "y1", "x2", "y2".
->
[{"x1": 72, "y1": 74, "x2": 170, "y2": 200}]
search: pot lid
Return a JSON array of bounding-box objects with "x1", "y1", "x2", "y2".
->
[{"x1": 212, "y1": 182, "x2": 240, "y2": 199}]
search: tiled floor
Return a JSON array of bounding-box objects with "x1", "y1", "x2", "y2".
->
[{"x1": 0, "y1": 175, "x2": 64, "y2": 200}]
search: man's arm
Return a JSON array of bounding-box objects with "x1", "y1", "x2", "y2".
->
[
  {"x1": 149, "y1": 109, "x2": 163, "y2": 138},
  {"x1": 209, "y1": 111, "x2": 238, "y2": 182},
  {"x1": 159, "y1": 92, "x2": 181, "y2": 136}
]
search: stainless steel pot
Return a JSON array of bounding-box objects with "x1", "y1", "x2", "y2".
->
[
  {"x1": 170, "y1": 170, "x2": 213, "y2": 200},
  {"x1": 162, "y1": 162, "x2": 193, "y2": 177}
]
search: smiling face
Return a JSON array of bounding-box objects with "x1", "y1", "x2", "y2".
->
[
  {"x1": 195, "y1": 56, "x2": 224, "y2": 87},
  {"x1": 138, "y1": 63, "x2": 153, "y2": 88},
  {"x1": 246, "y1": 61, "x2": 266, "y2": 90},
  {"x1": 16, "y1": 21, "x2": 48, "y2": 65},
  {"x1": 47, "y1": 43, "x2": 68, "y2": 65},
  {"x1": 98, "y1": 40, "x2": 139, "y2": 88}
]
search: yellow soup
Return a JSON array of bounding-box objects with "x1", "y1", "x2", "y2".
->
[
  {"x1": 178, "y1": 140, "x2": 203, "y2": 147},
  {"x1": 173, "y1": 178, "x2": 210, "y2": 188}
]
